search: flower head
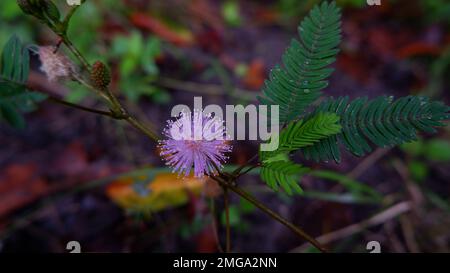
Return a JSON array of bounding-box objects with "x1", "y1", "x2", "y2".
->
[
  {"x1": 159, "y1": 110, "x2": 232, "y2": 178},
  {"x1": 38, "y1": 46, "x2": 78, "y2": 82}
]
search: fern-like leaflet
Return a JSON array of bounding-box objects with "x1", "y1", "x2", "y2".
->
[
  {"x1": 258, "y1": 1, "x2": 341, "y2": 123},
  {"x1": 260, "y1": 160, "x2": 309, "y2": 195},
  {"x1": 260, "y1": 112, "x2": 342, "y2": 194},
  {"x1": 301, "y1": 96, "x2": 450, "y2": 163}
]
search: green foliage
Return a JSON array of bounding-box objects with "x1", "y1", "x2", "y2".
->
[
  {"x1": 110, "y1": 32, "x2": 170, "y2": 103},
  {"x1": 257, "y1": 1, "x2": 450, "y2": 196},
  {"x1": 0, "y1": 35, "x2": 46, "y2": 128},
  {"x1": 261, "y1": 112, "x2": 342, "y2": 160},
  {"x1": 260, "y1": 160, "x2": 309, "y2": 195},
  {"x1": 259, "y1": 112, "x2": 341, "y2": 194},
  {"x1": 258, "y1": 1, "x2": 342, "y2": 123},
  {"x1": 301, "y1": 96, "x2": 450, "y2": 163}
]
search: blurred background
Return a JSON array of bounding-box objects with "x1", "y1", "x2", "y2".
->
[{"x1": 0, "y1": 0, "x2": 449, "y2": 252}]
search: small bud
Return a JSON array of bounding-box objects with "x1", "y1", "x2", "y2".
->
[
  {"x1": 38, "y1": 46, "x2": 78, "y2": 83},
  {"x1": 90, "y1": 61, "x2": 111, "y2": 89}
]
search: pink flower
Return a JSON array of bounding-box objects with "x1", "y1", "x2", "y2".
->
[{"x1": 158, "y1": 110, "x2": 232, "y2": 177}]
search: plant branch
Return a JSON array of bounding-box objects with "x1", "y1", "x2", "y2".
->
[
  {"x1": 54, "y1": 33, "x2": 161, "y2": 141},
  {"x1": 47, "y1": 96, "x2": 119, "y2": 118},
  {"x1": 61, "y1": 36, "x2": 91, "y2": 71},
  {"x1": 232, "y1": 154, "x2": 259, "y2": 177},
  {"x1": 209, "y1": 198, "x2": 224, "y2": 253},
  {"x1": 210, "y1": 175, "x2": 327, "y2": 253},
  {"x1": 290, "y1": 201, "x2": 412, "y2": 252},
  {"x1": 238, "y1": 164, "x2": 261, "y2": 177},
  {"x1": 125, "y1": 116, "x2": 160, "y2": 142},
  {"x1": 223, "y1": 186, "x2": 231, "y2": 253}
]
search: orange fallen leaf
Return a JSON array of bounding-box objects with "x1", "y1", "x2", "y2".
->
[{"x1": 106, "y1": 173, "x2": 219, "y2": 214}]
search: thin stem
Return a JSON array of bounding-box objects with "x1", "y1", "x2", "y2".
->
[
  {"x1": 126, "y1": 116, "x2": 160, "y2": 142},
  {"x1": 62, "y1": 37, "x2": 91, "y2": 71},
  {"x1": 48, "y1": 96, "x2": 118, "y2": 118},
  {"x1": 75, "y1": 76, "x2": 111, "y2": 103},
  {"x1": 223, "y1": 186, "x2": 231, "y2": 253},
  {"x1": 210, "y1": 176, "x2": 327, "y2": 253},
  {"x1": 238, "y1": 163, "x2": 261, "y2": 177},
  {"x1": 232, "y1": 154, "x2": 259, "y2": 177},
  {"x1": 62, "y1": 2, "x2": 84, "y2": 28},
  {"x1": 209, "y1": 198, "x2": 224, "y2": 253}
]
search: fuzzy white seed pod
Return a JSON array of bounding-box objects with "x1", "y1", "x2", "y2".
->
[{"x1": 38, "y1": 46, "x2": 78, "y2": 83}]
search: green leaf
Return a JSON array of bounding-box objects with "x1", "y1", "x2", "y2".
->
[
  {"x1": 260, "y1": 112, "x2": 342, "y2": 160},
  {"x1": 258, "y1": 1, "x2": 342, "y2": 123},
  {"x1": 301, "y1": 96, "x2": 450, "y2": 163},
  {"x1": 0, "y1": 35, "x2": 47, "y2": 128},
  {"x1": 260, "y1": 160, "x2": 309, "y2": 195},
  {"x1": 0, "y1": 103, "x2": 25, "y2": 129},
  {"x1": 1, "y1": 34, "x2": 20, "y2": 81}
]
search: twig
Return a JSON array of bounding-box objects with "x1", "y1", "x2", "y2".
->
[
  {"x1": 347, "y1": 148, "x2": 392, "y2": 179},
  {"x1": 399, "y1": 215, "x2": 420, "y2": 253},
  {"x1": 223, "y1": 186, "x2": 231, "y2": 253},
  {"x1": 126, "y1": 116, "x2": 160, "y2": 141},
  {"x1": 232, "y1": 154, "x2": 259, "y2": 177},
  {"x1": 210, "y1": 176, "x2": 328, "y2": 252},
  {"x1": 237, "y1": 164, "x2": 261, "y2": 177},
  {"x1": 209, "y1": 198, "x2": 224, "y2": 253},
  {"x1": 47, "y1": 96, "x2": 119, "y2": 118},
  {"x1": 62, "y1": 36, "x2": 91, "y2": 72},
  {"x1": 392, "y1": 159, "x2": 424, "y2": 207},
  {"x1": 289, "y1": 201, "x2": 412, "y2": 252}
]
